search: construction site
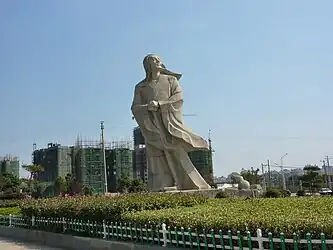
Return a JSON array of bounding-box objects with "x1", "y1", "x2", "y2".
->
[
  {"x1": 0, "y1": 155, "x2": 20, "y2": 178},
  {"x1": 73, "y1": 136, "x2": 133, "y2": 194}
]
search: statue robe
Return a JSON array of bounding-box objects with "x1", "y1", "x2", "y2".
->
[{"x1": 131, "y1": 74, "x2": 211, "y2": 191}]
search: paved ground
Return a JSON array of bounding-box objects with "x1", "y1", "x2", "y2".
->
[{"x1": 0, "y1": 237, "x2": 66, "y2": 250}]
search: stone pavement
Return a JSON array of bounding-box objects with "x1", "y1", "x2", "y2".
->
[{"x1": 0, "y1": 237, "x2": 66, "y2": 250}]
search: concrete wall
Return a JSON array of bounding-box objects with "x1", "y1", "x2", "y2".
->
[{"x1": 0, "y1": 226, "x2": 163, "y2": 250}]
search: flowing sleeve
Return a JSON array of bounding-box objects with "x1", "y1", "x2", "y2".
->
[
  {"x1": 158, "y1": 76, "x2": 183, "y2": 112},
  {"x1": 131, "y1": 85, "x2": 147, "y2": 114}
]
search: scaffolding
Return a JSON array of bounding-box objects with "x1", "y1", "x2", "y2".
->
[
  {"x1": 74, "y1": 135, "x2": 133, "y2": 194},
  {"x1": 0, "y1": 155, "x2": 19, "y2": 162},
  {"x1": 188, "y1": 149, "x2": 214, "y2": 185},
  {"x1": 0, "y1": 155, "x2": 20, "y2": 178}
]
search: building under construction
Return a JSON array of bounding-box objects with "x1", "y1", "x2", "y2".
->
[
  {"x1": 0, "y1": 155, "x2": 20, "y2": 178},
  {"x1": 73, "y1": 137, "x2": 133, "y2": 194},
  {"x1": 133, "y1": 127, "x2": 148, "y2": 184},
  {"x1": 188, "y1": 149, "x2": 214, "y2": 185},
  {"x1": 33, "y1": 143, "x2": 72, "y2": 182},
  {"x1": 106, "y1": 140, "x2": 133, "y2": 192}
]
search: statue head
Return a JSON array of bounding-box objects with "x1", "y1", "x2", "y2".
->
[{"x1": 143, "y1": 54, "x2": 182, "y2": 81}]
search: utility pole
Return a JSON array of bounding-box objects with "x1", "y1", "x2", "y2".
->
[
  {"x1": 261, "y1": 163, "x2": 267, "y2": 191},
  {"x1": 261, "y1": 160, "x2": 271, "y2": 189},
  {"x1": 325, "y1": 156, "x2": 332, "y2": 189},
  {"x1": 267, "y1": 159, "x2": 271, "y2": 188},
  {"x1": 280, "y1": 153, "x2": 288, "y2": 190},
  {"x1": 208, "y1": 129, "x2": 214, "y2": 183},
  {"x1": 321, "y1": 160, "x2": 328, "y2": 188},
  {"x1": 101, "y1": 121, "x2": 108, "y2": 194}
]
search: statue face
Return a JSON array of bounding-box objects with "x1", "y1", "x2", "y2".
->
[{"x1": 148, "y1": 55, "x2": 163, "y2": 71}]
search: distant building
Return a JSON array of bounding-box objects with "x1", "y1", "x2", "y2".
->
[
  {"x1": 188, "y1": 149, "x2": 214, "y2": 185},
  {"x1": 133, "y1": 146, "x2": 148, "y2": 184},
  {"x1": 0, "y1": 156, "x2": 20, "y2": 178},
  {"x1": 71, "y1": 138, "x2": 133, "y2": 194},
  {"x1": 133, "y1": 126, "x2": 145, "y2": 147},
  {"x1": 73, "y1": 146, "x2": 105, "y2": 194},
  {"x1": 106, "y1": 148, "x2": 133, "y2": 192},
  {"x1": 33, "y1": 143, "x2": 72, "y2": 182}
]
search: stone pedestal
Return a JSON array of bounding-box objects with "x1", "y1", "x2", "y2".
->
[{"x1": 162, "y1": 188, "x2": 221, "y2": 198}]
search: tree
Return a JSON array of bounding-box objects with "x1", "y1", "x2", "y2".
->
[
  {"x1": 65, "y1": 174, "x2": 81, "y2": 195},
  {"x1": 299, "y1": 165, "x2": 324, "y2": 193},
  {"x1": 83, "y1": 186, "x2": 94, "y2": 196},
  {"x1": 128, "y1": 179, "x2": 146, "y2": 193},
  {"x1": 22, "y1": 164, "x2": 44, "y2": 181},
  {"x1": 117, "y1": 172, "x2": 131, "y2": 193},
  {"x1": 54, "y1": 176, "x2": 67, "y2": 195},
  {"x1": 32, "y1": 182, "x2": 47, "y2": 198},
  {"x1": 240, "y1": 167, "x2": 262, "y2": 185},
  {"x1": 0, "y1": 172, "x2": 20, "y2": 192}
]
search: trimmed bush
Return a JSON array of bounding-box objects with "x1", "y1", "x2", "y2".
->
[
  {"x1": 264, "y1": 189, "x2": 282, "y2": 198},
  {"x1": 215, "y1": 191, "x2": 228, "y2": 198},
  {"x1": 0, "y1": 192, "x2": 26, "y2": 200},
  {"x1": 0, "y1": 207, "x2": 21, "y2": 216},
  {"x1": 297, "y1": 190, "x2": 306, "y2": 196},
  {"x1": 121, "y1": 197, "x2": 333, "y2": 238},
  {"x1": 280, "y1": 189, "x2": 291, "y2": 197},
  {"x1": 20, "y1": 193, "x2": 207, "y2": 222},
  {"x1": 0, "y1": 199, "x2": 23, "y2": 208}
]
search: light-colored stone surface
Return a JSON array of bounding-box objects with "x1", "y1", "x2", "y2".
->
[
  {"x1": 0, "y1": 237, "x2": 65, "y2": 250},
  {"x1": 131, "y1": 54, "x2": 211, "y2": 191},
  {"x1": 229, "y1": 172, "x2": 251, "y2": 190},
  {"x1": 163, "y1": 188, "x2": 221, "y2": 198}
]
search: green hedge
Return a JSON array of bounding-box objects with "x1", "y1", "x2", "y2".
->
[
  {"x1": 0, "y1": 199, "x2": 23, "y2": 208},
  {"x1": 20, "y1": 193, "x2": 207, "y2": 222},
  {"x1": 121, "y1": 197, "x2": 333, "y2": 238},
  {"x1": 0, "y1": 207, "x2": 21, "y2": 216}
]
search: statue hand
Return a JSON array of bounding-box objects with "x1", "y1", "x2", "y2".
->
[{"x1": 148, "y1": 100, "x2": 159, "y2": 111}]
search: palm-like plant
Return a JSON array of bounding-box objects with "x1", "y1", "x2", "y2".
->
[{"x1": 22, "y1": 164, "x2": 44, "y2": 181}]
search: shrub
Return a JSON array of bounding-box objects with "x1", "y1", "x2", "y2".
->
[
  {"x1": 215, "y1": 191, "x2": 228, "y2": 198},
  {"x1": 0, "y1": 192, "x2": 26, "y2": 200},
  {"x1": 20, "y1": 193, "x2": 207, "y2": 222},
  {"x1": 121, "y1": 197, "x2": 333, "y2": 238},
  {"x1": 0, "y1": 207, "x2": 21, "y2": 216},
  {"x1": 296, "y1": 190, "x2": 306, "y2": 196},
  {"x1": 264, "y1": 189, "x2": 282, "y2": 198},
  {"x1": 0, "y1": 199, "x2": 23, "y2": 208},
  {"x1": 280, "y1": 189, "x2": 291, "y2": 197}
]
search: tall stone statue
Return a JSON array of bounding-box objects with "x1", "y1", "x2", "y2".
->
[{"x1": 131, "y1": 54, "x2": 211, "y2": 191}]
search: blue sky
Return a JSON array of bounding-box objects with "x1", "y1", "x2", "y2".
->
[{"x1": 1, "y1": 1, "x2": 333, "y2": 177}]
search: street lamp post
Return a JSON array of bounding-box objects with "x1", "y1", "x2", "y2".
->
[
  {"x1": 101, "y1": 121, "x2": 108, "y2": 194},
  {"x1": 281, "y1": 153, "x2": 288, "y2": 190}
]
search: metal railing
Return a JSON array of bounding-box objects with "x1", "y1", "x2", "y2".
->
[{"x1": 0, "y1": 215, "x2": 331, "y2": 250}]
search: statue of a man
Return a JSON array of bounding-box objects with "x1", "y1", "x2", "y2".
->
[{"x1": 131, "y1": 54, "x2": 211, "y2": 191}]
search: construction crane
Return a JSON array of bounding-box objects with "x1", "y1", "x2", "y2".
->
[{"x1": 132, "y1": 114, "x2": 197, "y2": 120}]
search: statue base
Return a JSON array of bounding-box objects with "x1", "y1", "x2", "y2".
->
[
  {"x1": 161, "y1": 187, "x2": 263, "y2": 198},
  {"x1": 161, "y1": 188, "x2": 221, "y2": 198},
  {"x1": 163, "y1": 186, "x2": 178, "y2": 191}
]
